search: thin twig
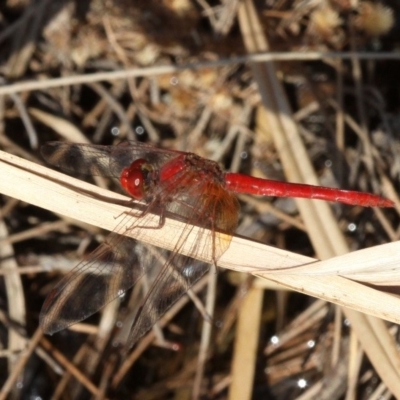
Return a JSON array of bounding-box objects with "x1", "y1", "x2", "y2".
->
[{"x1": 1, "y1": 52, "x2": 400, "y2": 95}]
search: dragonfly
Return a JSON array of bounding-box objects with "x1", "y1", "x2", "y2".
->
[{"x1": 39, "y1": 141, "x2": 394, "y2": 347}]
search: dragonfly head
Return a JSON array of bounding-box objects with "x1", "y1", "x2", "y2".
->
[{"x1": 120, "y1": 159, "x2": 155, "y2": 200}]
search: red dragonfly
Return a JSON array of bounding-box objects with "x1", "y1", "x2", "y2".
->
[{"x1": 39, "y1": 141, "x2": 394, "y2": 347}]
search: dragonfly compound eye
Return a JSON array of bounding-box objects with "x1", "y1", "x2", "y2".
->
[{"x1": 120, "y1": 159, "x2": 153, "y2": 200}]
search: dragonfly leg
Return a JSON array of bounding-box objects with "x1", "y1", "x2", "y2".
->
[{"x1": 122, "y1": 208, "x2": 166, "y2": 233}]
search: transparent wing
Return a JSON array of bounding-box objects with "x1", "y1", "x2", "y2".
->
[
  {"x1": 41, "y1": 141, "x2": 179, "y2": 179},
  {"x1": 40, "y1": 234, "x2": 146, "y2": 334},
  {"x1": 127, "y1": 248, "x2": 210, "y2": 345},
  {"x1": 39, "y1": 200, "x2": 173, "y2": 334}
]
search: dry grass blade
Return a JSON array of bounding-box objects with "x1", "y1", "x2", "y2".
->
[
  {"x1": 272, "y1": 242, "x2": 400, "y2": 284},
  {"x1": 228, "y1": 285, "x2": 263, "y2": 400},
  {"x1": 0, "y1": 218, "x2": 26, "y2": 396},
  {"x1": 0, "y1": 149, "x2": 399, "y2": 315},
  {"x1": 192, "y1": 268, "x2": 217, "y2": 400},
  {"x1": 0, "y1": 329, "x2": 43, "y2": 400},
  {"x1": 28, "y1": 108, "x2": 88, "y2": 143}
]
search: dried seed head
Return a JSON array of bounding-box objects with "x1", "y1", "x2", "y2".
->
[
  {"x1": 355, "y1": 2, "x2": 394, "y2": 36},
  {"x1": 308, "y1": 3, "x2": 344, "y2": 47},
  {"x1": 162, "y1": 0, "x2": 195, "y2": 16},
  {"x1": 309, "y1": 5, "x2": 343, "y2": 38}
]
